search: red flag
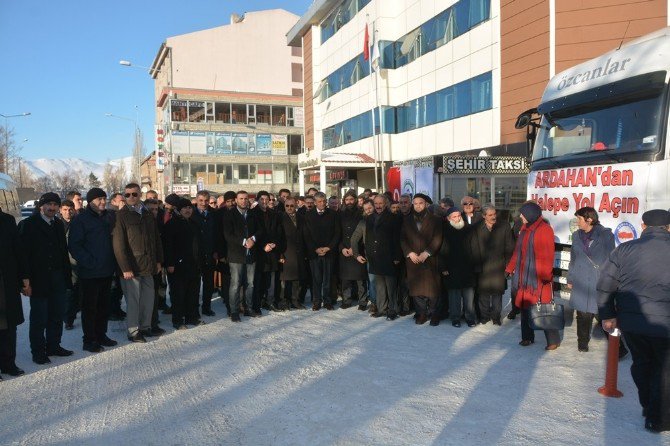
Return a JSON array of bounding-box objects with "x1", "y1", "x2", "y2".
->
[{"x1": 363, "y1": 25, "x2": 370, "y2": 61}]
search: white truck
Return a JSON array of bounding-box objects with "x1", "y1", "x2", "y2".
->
[{"x1": 515, "y1": 27, "x2": 670, "y2": 293}]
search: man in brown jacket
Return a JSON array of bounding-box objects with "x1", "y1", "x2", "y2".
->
[
  {"x1": 112, "y1": 183, "x2": 164, "y2": 343},
  {"x1": 401, "y1": 193, "x2": 443, "y2": 326}
]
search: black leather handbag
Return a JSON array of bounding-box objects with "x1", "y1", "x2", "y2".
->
[{"x1": 529, "y1": 285, "x2": 565, "y2": 331}]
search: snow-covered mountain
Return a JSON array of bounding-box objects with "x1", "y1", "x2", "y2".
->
[{"x1": 23, "y1": 156, "x2": 134, "y2": 179}]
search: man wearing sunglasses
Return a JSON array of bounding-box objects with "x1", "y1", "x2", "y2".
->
[
  {"x1": 112, "y1": 183, "x2": 164, "y2": 343},
  {"x1": 460, "y1": 196, "x2": 482, "y2": 227}
]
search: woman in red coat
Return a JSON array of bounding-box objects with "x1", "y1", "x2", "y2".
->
[{"x1": 505, "y1": 202, "x2": 561, "y2": 350}]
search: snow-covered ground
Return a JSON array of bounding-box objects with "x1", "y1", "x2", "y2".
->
[{"x1": 1, "y1": 294, "x2": 668, "y2": 446}]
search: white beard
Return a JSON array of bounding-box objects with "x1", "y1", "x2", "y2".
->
[{"x1": 450, "y1": 219, "x2": 465, "y2": 230}]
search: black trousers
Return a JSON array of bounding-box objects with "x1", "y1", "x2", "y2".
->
[
  {"x1": 624, "y1": 331, "x2": 670, "y2": 428},
  {"x1": 110, "y1": 275, "x2": 124, "y2": 315},
  {"x1": 309, "y1": 257, "x2": 333, "y2": 305},
  {"x1": 576, "y1": 311, "x2": 628, "y2": 355},
  {"x1": 375, "y1": 275, "x2": 397, "y2": 316},
  {"x1": 29, "y1": 271, "x2": 67, "y2": 355},
  {"x1": 281, "y1": 280, "x2": 304, "y2": 307},
  {"x1": 341, "y1": 279, "x2": 366, "y2": 306},
  {"x1": 200, "y1": 265, "x2": 215, "y2": 313},
  {"x1": 479, "y1": 293, "x2": 503, "y2": 321},
  {"x1": 64, "y1": 279, "x2": 80, "y2": 325},
  {"x1": 413, "y1": 295, "x2": 439, "y2": 317},
  {"x1": 151, "y1": 273, "x2": 162, "y2": 328},
  {"x1": 80, "y1": 277, "x2": 112, "y2": 344},
  {"x1": 169, "y1": 272, "x2": 200, "y2": 325},
  {"x1": 0, "y1": 325, "x2": 18, "y2": 370},
  {"x1": 520, "y1": 308, "x2": 561, "y2": 345}
]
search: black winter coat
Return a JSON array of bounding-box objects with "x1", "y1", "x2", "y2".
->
[
  {"x1": 365, "y1": 210, "x2": 402, "y2": 277},
  {"x1": 18, "y1": 213, "x2": 72, "y2": 297},
  {"x1": 253, "y1": 206, "x2": 284, "y2": 272},
  {"x1": 223, "y1": 207, "x2": 262, "y2": 264},
  {"x1": 278, "y1": 213, "x2": 308, "y2": 281},
  {"x1": 469, "y1": 221, "x2": 514, "y2": 294},
  {"x1": 439, "y1": 222, "x2": 475, "y2": 289},
  {"x1": 164, "y1": 215, "x2": 201, "y2": 277},
  {"x1": 339, "y1": 207, "x2": 367, "y2": 281},
  {"x1": 191, "y1": 206, "x2": 219, "y2": 268},
  {"x1": 303, "y1": 208, "x2": 341, "y2": 260},
  {"x1": 597, "y1": 227, "x2": 670, "y2": 338},
  {"x1": 68, "y1": 206, "x2": 116, "y2": 279},
  {"x1": 0, "y1": 211, "x2": 25, "y2": 328}
]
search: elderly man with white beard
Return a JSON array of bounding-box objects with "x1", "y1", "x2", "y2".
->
[{"x1": 440, "y1": 207, "x2": 477, "y2": 327}]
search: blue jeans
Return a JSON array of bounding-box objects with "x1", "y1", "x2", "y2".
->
[
  {"x1": 367, "y1": 266, "x2": 377, "y2": 304},
  {"x1": 229, "y1": 263, "x2": 255, "y2": 313},
  {"x1": 29, "y1": 271, "x2": 67, "y2": 355},
  {"x1": 448, "y1": 287, "x2": 476, "y2": 323}
]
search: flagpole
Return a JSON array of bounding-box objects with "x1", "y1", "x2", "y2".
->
[
  {"x1": 373, "y1": 28, "x2": 385, "y2": 193},
  {"x1": 366, "y1": 15, "x2": 379, "y2": 192}
]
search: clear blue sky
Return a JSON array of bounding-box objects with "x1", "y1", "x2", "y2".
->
[{"x1": 0, "y1": 0, "x2": 311, "y2": 163}]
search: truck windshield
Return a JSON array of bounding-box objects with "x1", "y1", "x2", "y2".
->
[{"x1": 532, "y1": 92, "x2": 664, "y2": 162}]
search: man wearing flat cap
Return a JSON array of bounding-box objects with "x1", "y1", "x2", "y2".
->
[
  {"x1": 597, "y1": 209, "x2": 670, "y2": 433},
  {"x1": 18, "y1": 192, "x2": 74, "y2": 364},
  {"x1": 68, "y1": 188, "x2": 118, "y2": 353}
]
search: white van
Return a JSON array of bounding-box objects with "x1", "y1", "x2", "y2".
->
[{"x1": 0, "y1": 173, "x2": 21, "y2": 221}]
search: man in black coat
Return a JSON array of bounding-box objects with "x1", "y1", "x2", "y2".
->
[
  {"x1": 164, "y1": 198, "x2": 203, "y2": 329},
  {"x1": 338, "y1": 190, "x2": 367, "y2": 309},
  {"x1": 0, "y1": 208, "x2": 27, "y2": 377},
  {"x1": 597, "y1": 209, "x2": 670, "y2": 433},
  {"x1": 252, "y1": 191, "x2": 284, "y2": 311},
  {"x1": 191, "y1": 190, "x2": 220, "y2": 317},
  {"x1": 302, "y1": 192, "x2": 340, "y2": 311},
  {"x1": 277, "y1": 197, "x2": 307, "y2": 309},
  {"x1": 60, "y1": 199, "x2": 80, "y2": 330},
  {"x1": 68, "y1": 188, "x2": 118, "y2": 353},
  {"x1": 362, "y1": 195, "x2": 401, "y2": 319},
  {"x1": 223, "y1": 191, "x2": 262, "y2": 321},
  {"x1": 18, "y1": 193, "x2": 74, "y2": 364},
  {"x1": 468, "y1": 204, "x2": 514, "y2": 325}
]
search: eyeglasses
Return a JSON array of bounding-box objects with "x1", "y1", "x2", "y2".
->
[
  {"x1": 285, "y1": 205, "x2": 295, "y2": 208},
  {"x1": 463, "y1": 202, "x2": 474, "y2": 205},
  {"x1": 270, "y1": 199, "x2": 276, "y2": 202},
  {"x1": 124, "y1": 192, "x2": 139, "y2": 198}
]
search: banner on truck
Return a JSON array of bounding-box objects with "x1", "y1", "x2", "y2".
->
[{"x1": 527, "y1": 162, "x2": 648, "y2": 245}]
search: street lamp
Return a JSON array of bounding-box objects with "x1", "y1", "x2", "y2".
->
[
  {"x1": 0, "y1": 112, "x2": 31, "y2": 174},
  {"x1": 119, "y1": 60, "x2": 161, "y2": 75},
  {"x1": 105, "y1": 107, "x2": 141, "y2": 181}
]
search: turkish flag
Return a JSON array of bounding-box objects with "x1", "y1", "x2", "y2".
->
[
  {"x1": 363, "y1": 25, "x2": 370, "y2": 61},
  {"x1": 386, "y1": 166, "x2": 401, "y2": 201}
]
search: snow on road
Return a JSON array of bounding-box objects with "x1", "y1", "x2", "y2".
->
[{"x1": 0, "y1": 296, "x2": 668, "y2": 446}]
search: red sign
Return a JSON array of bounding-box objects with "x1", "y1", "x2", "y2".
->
[{"x1": 387, "y1": 166, "x2": 401, "y2": 201}]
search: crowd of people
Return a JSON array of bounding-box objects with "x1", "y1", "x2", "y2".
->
[{"x1": 0, "y1": 184, "x2": 668, "y2": 432}]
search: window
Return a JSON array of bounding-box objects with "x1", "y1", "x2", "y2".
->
[
  {"x1": 171, "y1": 100, "x2": 188, "y2": 122},
  {"x1": 238, "y1": 164, "x2": 249, "y2": 182},
  {"x1": 205, "y1": 102, "x2": 215, "y2": 122},
  {"x1": 256, "y1": 105, "x2": 271, "y2": 125},
  {"x1": 291, "y1": 46, "x2": 302, "y2": 57},
  {"x1": 288, "y1": 134, "x2": 302, "y2": 154},
  {"x1": 215, "y1": 102, "x2": 230, "y2": 123},
  {"x1": 272, "y1": 106, "x2": 286, "y2": 126},
  {"x1": 190, "y1": 163, "x2": 207, "y2": 184},
  {"x1": 231, "y1": 104, "x2": 246, "y2": 124},
  {"x1": 471, "y1": 72, "x2": 492, "y2": 113},
  {"x1": 291, "y1": 63, "x2": 303, "y2": 83},
  {"x1": 188, "y1": 102, "x2": 205, "y2": 122},
  {"x1": 470, "y1": 0, "x2": 490, "y2": 27},
  {"x1": 320, "y1": 0, "x2": 370, "y2": 44},
  {"x1": 247, "y1": 104, "x2": 256, "y2": 124},
  {"x1": 225, "y1": 165, "x2": 234, "y2": 184},
  {"x1": 258, "y1": 164, "x2": 273, "y2": 184},
  {"x1": 273, "y1": 164, "x2": 287, "y2": 184},
  {"x1": 454, "y1": 80, "x2": 471, "y2": 118}
]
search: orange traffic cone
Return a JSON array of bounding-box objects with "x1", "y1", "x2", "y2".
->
[{"x1": 598, "y1": 328, "x2": 624, "y2": 398}]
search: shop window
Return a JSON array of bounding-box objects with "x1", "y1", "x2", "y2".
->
[
  {"x1": 173, "y1": 163, "x2": 189, "y2": 183},
  {"x1": 272, "y1": 106, "x2": 286, "y2": 126},
  {"x1": 273, "y1": 164, "x2": 287, "y2": 184},
  {"x1": 257, "y1": 105, "x2": 271, "y2": 125},
  {"x1": 189, "y1": 101, "x2": 205, "y2": 122},
  {"x1": 231, "y1": 104, "x2": 246, "y2": 124},
  {"x1": 288, "y1": 134, "x2": 302, "y2": 154},
  {"x1": 238, "y1": 164, "x2": 249, "y2": 182},
  {"x1": 190, "y1": 163, "x2": 207, "y2": 184},
  {"x1": 258, "y1": 164, "x2": 273, "y2": 184},
  {"x1": 225, "y1": 165, "x2": 234, "y2": 184}
]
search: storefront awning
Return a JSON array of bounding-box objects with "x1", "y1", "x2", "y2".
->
[{"x1": 298, "y1": 150, "x2": 377, "y2": 169}]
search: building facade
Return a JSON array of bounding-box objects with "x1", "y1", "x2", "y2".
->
[
  {"x1": 288, "y1": 0, "x2": 667, "y2": 215},
  {"x1": 150, "y1": 9, "x2": 304, "y2": 197}
]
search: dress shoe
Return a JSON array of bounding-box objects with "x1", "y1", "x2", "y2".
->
[
  {"x1": 292, "y1": 303, "x2": 306, "y2": 310},
  {"x1": 270, "y1": 304, "x2": 283, "y2": 312},
  {"x1": 261, "y1": 302, "x2": 271, "y2": 311},
  {"x1": 231, "y1": 313, "x2": 241, "y2": 322},
  {"x1": 186, "y1": 320, "x2": 206, "y2": 326},
  {"x1": 429, "y1": 317, "x2": 440, "y2": 326},
  {"x1": 519, "y1": 340, "x2": 534, "y2": 347},
  {"x1": 202, "y1": 309, "x2": 216, "y2": 317},
  {"x1": 545, "y1": 343, "x2": 560, "y2": 351},
  {"x1": 387, "y1": 312, "x2": 398, "y2": 321},
  {"x1": 83, "y1": 342, "x2": 104, "y2": 353},
  {"x1": 358, "y1": 304, "x2": 367, "y2": 311},
  {"x1": 98, "y1": 336, "x2": 118, "y2": 347},
  {"x1": 578, "y1": 345, "x2": 589, "y2": 352},
  {"x1": 452, "y1": 320, "x2": 461, "y2": 328},
  {"x1": 368, "y1": 304, "x2": 378, "y2": 313},
  {"x1": 507, "y1": 310, "x2": 519, "y2": 320},
  {"x1": 370, "y1": 312, "x2": 384, "y2": 318},
  {"x1": 128, "y1": 332, "x2": 147, "y2": 343},
  {"x1": 340, "y1": 303, "x2": 352, "y2": 309},
  {"x1": 467, "y1": 321, "x2": 477, "y2": 327},
  {"x1": 479, "y1": 319, "x2": 490, "y2": 325},
  {"x1": 1, "y1": 366, "x2": 25, "y2": 376},
  {"x1": 645, "y1": 419, "x2": 669, "y2": 433},
  {"x1": 492, "y1": 318, "x2": 502, "y2": 326},
  {"x1": 64, "y1": 322, "x2": 74, "y2": 330},
  {"x1": 399, "y1": 310, "x2": 411, "y2": 317},
  {"x1": 325, "y1": 304, "x2": 334, "y2": 311},
  {"x1": 32, "y1": 353, "x2": 51, "y2": 365},
  {"x1": 151, "y1": 326, "x2": 166, "y2": 336},
  {"x1": 251, "y1": 310, "x2": 262, "y2": 317},
  {"x1": 47, "y1": 346, "x2": 74, "y2": 357},
  {"x1": 312, "y1": 304, "x2": 321, "y2": 311},
  {"x1": 415, "y1": 314, "x2": 428, "y2": 325},
  {"x1": 162, "y1": 306, "x2": 172, "y2": 315},
  {"x1": 243, "y1": 309, "x2": 252, "y2": 317}
]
